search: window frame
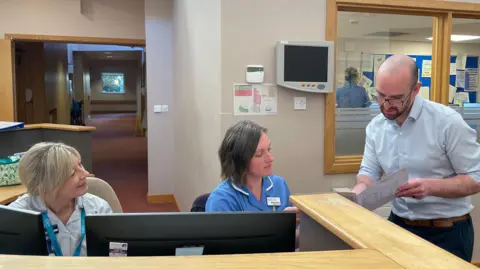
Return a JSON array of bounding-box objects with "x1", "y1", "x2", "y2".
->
[
  {"x1": 323, "y1": 0, "x2": 480, "y2": 174},
  {"x1": 101, "y1": 72, "x2": 125, "y2": 94}
]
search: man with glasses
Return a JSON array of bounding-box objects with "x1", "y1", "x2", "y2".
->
[{"x1": 352, "y1": 54, "x2": 480, "y2": 262}]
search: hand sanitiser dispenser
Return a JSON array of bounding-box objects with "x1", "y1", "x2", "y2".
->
[{"x1": 246, "y1": 65, "x2": 265, "y2": 84}]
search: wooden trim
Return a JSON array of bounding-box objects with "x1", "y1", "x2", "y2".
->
[
  {"x1": 0, "y1": 39, "x2": 15, "y2": 121},
  {"x1": 324, "y1": 0, "x2": 468, "y2": 174},
  {"x1": 4, "y1": 34, "x2": 145, "y2": 47},
  {"x1": 23, "y1": 123, "x2": 96, "y2": 132},
  {"x1": 90, "y1": 100, "x2": 137, "y2": 105},
  {"x1": 147, "y1": 194, "x2": 180, "y2": 211},
  {"x1": 472, "y1": 260, "x2": 480, "y2": 267},
  {"x1": 90, "y1": 110, "x2": 136, "y2": 115},
  {"x1": 324, "y1": 0, "x2": 338, "y2": 174},
  {"x1": 336, "y1": 0, "x2": 480, "y2": 12}
]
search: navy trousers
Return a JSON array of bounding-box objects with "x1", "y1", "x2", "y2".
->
[{"x1": 388, "y1": 212, "x2": 474, "y2": 262}]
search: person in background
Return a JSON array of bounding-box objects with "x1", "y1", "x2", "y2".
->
[
  {"x1": 336, "y1": 67, "x2": 371, "y2": 108},
  {"x1": 9, "y1": 142, "x2": 112, "y2": 256},
  {"x1": 206, "y1": 120, "x2": 299, "y2": 223},
  {"x1": 352, "y1": 54, "x2": 480, "y2": 262}
]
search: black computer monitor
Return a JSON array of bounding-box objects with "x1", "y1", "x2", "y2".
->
[
  {"x1": 0, "y1": 205, "x2": 48, "y2": 255},
  {"x1": 86, "y1": 211, "x2": 296, "y2": 256}
]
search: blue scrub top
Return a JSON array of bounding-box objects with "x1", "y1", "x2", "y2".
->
[{"x1": 205, "y1": 174, "x2": 293, "y2": 212}]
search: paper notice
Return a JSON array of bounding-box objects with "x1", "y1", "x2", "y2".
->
[{"x1": 421, "y1": 60, "x2": 432, "y2": 78}]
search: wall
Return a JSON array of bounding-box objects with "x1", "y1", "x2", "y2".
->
[
  {"x1": 145, "y1": 0, "x2": 175, "y2": 195},
  {"x1": 0, "y1": 0, "x2": 145, "y2": 39},
  {"x1": 173, "y1": 0, "x2": 222, "y2": 211},
  {"x1": 89, "y1": 60, "x2": 139, "y2": 113},
  {"x1": 44, "y1": 43, "x2": 70, "y2": 125},
  {"x1": 220, "y1": 0, "x2": 355, "y2": 197},
  {"x1": 73, "y1": 51, "x2": 91, "y2": 120}
]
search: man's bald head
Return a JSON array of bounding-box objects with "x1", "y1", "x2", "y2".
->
[{"x1": 377, "y1": 54, "x2": 418, "y2": 88}]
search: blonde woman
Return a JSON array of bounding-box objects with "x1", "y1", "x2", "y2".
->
[{"x1": 8, "y1": 142, "x2": 112, "y2": 256}]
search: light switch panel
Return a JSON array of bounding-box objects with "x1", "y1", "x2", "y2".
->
[
  {"x1": 294, "y1": 97, "x2": 307, "y2": 110},
  {"x1": 153, "y1": 105, "x2": 162, "y2": 113}
]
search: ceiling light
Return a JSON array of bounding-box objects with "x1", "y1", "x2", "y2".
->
[{"x1": 426, "y1": 35, "x2": 480, "y2": 42}]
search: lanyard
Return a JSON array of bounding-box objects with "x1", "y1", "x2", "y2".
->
[{"x1": 41, "y1": 208, "x2": 86, "y2": 256}]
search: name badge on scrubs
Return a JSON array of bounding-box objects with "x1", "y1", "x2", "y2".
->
[{"x1": 267, "y1": 197, "x2": 281, "y2": 207}]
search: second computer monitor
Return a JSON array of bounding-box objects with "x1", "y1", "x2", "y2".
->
[{"x1": 86, "y1": 211, "x2": 296, "y2": 256}]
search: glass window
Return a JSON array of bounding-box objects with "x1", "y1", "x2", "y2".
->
[
  {"x1": 101, "y1": 73, "x2": 125, "y2": 94},
  {"x1": 449, "y1": 18, "x2": 480, "y2": 143},
  {"x1": 335, "y1": 12, "x2": 434, "y2": 156}
]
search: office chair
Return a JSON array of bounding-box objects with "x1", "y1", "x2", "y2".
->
[
  {"x1": 87, "y1": 177, "x2": 123, "y2": 213},
  {"x1": 190, "y1": 193, "x2": 210, "y2": 212}
]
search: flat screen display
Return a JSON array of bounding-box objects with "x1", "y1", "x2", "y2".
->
[{"x1": 284, "y1": 45, "x2": 328, "y2": 82}]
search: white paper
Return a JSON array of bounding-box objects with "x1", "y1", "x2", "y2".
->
[
  {"x1": 450, "y1": 62, "x2": 457, "y2": 75},
  {"x1": 358, "y1": 169, "x2": 409, "y2": 211},
  {"x1": 449, "y1": 84, "x2": 457, "y2": 103},
  {"x1": 338, "y1": 169, "x2": 409, "y2": 211},
  {"x1": 419, "y1": 86, "x2": 430, "y2": 100},
  {"x1": 454, "y1": 92, "x2": 470, "y2": 105},
  {"x1": 456, "y1": 70, "x2": 465, "y2": 88},
  {"x1": 456, "y1": 54, "x2": 467, "y2": 70},
  {"x1": 421, "y1": 60, "x2": 432, "y2": 78},
  {"x1": 465, "y1": 68, "x2": 478, "y2": 92},
  {"x1": 361, "y1": 53, "x2": 374, "y2": 73},
  {"x1": 373, "y1": 55, "x2": 385, "y2": 73},
  {"x1": 233, "y1": 83, "x2": 277, "y2": 116},
  {"x1": 358, "y1": 75, "x2": 373, "y2": 89}
]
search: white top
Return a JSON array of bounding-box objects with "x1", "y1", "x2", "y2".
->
[{"x1": 8, "y1": 193, "x2": 112, "y2": 256}]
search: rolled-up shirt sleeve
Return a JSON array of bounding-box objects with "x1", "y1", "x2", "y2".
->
[
  {"x1": 358, "y1": 123, "x2": 382, "y2": 182},
  {"x1": 445, "y1": 113, "x2": 480, "y2": 181}
]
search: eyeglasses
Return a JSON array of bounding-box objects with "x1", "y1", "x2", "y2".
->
[{"x1": 373, "y1": 89, "x2": 414, "y2": 107}]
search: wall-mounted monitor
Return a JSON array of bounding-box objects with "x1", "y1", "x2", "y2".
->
[{"x1": 276, "y1": 41, "x2": 334, "y2": 93}]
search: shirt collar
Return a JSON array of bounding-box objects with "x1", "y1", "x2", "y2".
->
[
  {"x1": 231, "y1": 176, "x2": 274, "y2": 196},
  {"x1": 32, "y1": 195, "x2": 84, "y2": 212},
  {"x1": 408, "y1": 95, "x2": 424, "y2": 121}
]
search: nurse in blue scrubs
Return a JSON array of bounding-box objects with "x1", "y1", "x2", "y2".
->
[{"x1": 206, "y1": 120, "x2": 299, "y2": 223}]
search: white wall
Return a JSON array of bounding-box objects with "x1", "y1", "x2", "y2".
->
[
  {"x1": 173, "y1": 0, "x2": 222, "y2": 211},
  {"x1": 145, "y1": 0, "x2": 175, "y2": 195},
  {"x1": 0, "y1": 0, "x2": 145, "y2": 39}
]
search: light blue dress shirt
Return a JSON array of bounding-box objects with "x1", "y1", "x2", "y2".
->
[
  {"x1": 358, "y1": 95, "x2": 480, "y2": 220},
  {"x1": 205, "y1": 175, "x2": 292, "y2": 212}
]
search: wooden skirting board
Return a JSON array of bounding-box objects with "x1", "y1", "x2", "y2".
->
[
  {"x1": 473, "y1": 261, "x2": 480, "y2": 267},
  {"x1": 90, "y1": 100, "x2": 137, "y2": 105},
  {"x1": 91, "y1": 110, "x2": 136, "y2": 115},
  {"x1": 147, "y1": 194, "x2": 180, "y2": 211}
]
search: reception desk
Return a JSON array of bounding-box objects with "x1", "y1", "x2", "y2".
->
[
  {"x1": 0, "y1": 123, "x2": 95, "y2": 171},
  {"x1": 0, "y1": 193, "x2": 476, "y2": 268}
]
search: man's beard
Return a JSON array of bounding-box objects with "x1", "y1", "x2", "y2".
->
[{"x1": 380, "y1": 98, "x2": 411, "y2": 120}]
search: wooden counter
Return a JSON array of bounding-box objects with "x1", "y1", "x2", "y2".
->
[
  {"x1": 0, "y1": 184, "x2": 26, "y2": 204},
  {"x1": 0, "y1": 193, "x2": 476, "y2": 268},
  {"x1": 291, "y1": 193, "x2": 477, "y2": 269},
  {"x1": 0, "y1": 249, "x2": 403, "y2": 269},
  {"x1": 23, "y1": 123, "x2": 96, "y2": 132}
]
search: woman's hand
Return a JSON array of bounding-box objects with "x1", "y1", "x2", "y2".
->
[{"x1": 284, "y1": 206, "x2": 300, "y2": 225}]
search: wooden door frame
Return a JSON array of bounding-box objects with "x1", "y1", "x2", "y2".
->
[
  {"x1": 324, "y1": 0, "x2": 480, "y2": 174},
  {"x1": 2, "y1": 34, "x2": 145, "y2": 122}
]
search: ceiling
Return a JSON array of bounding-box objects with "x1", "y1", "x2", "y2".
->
[
  {"x1": 338, "y1": 12, "x2": 480, "y2": 43},
  {"x1": 82, "y1": 51, "x2": 142, "y2": 61}
]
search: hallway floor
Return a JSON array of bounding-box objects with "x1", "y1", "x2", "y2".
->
[{"x1": 87, "y1": 113, "x2": 178, "y2": 213}]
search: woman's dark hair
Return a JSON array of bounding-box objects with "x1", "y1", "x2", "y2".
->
[{"x1": 218, "y1": 120, "x2": 267, "y2": 185}]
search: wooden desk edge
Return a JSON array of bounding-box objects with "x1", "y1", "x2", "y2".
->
[
  {"x1": 24, "y1": 124, "x2": 96, "y2": 132},
  {"x1": 291, "y1": 194, "x2": 368, "y2": 249}
]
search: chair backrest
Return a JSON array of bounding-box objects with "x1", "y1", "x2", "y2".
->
[
  {"x1": 190, "y1": 193, "x2": 210, "y2": 212},
  {"x1": 87, "y1": 177, "x2": 123, "y2": 213}
]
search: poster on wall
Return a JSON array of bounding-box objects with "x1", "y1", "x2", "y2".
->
[
  {"x1": 456, "y1": 70, "x2": 466, "y2": 88},
  {"x1": 421, "y1": 60, "x2": 432, "y2": 78},
  {"x1": 465, "y1": 68, "x2": 479, "y2": 92},
  {"x1": 361, "y1": 53, "x2": 374, "y2": 73},
  {"x1": 233, "y1": 83, "x2": 277, "y2": 116},
  {"x1": 450, "y1": 62, "x2": 457, "y2": 75}
]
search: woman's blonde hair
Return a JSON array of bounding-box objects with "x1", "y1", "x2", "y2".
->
[{"x1": 18, "y1": 142, "x2": 81, "y2": 196}]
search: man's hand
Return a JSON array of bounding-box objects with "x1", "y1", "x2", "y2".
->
[
  {"x1": 352, "y1": 182, "x2": 368, "y2": 195},
  {"x1": 284, "y1": 206, "x2": 300, "y2": 225},
  {"x1": 396, "y1": 178, "x2": 434, "y2": 199}
]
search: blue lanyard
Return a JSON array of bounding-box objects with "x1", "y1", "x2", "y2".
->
[{"x1": 41, "y1": 208, "x2": 86, "y2": 256}]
